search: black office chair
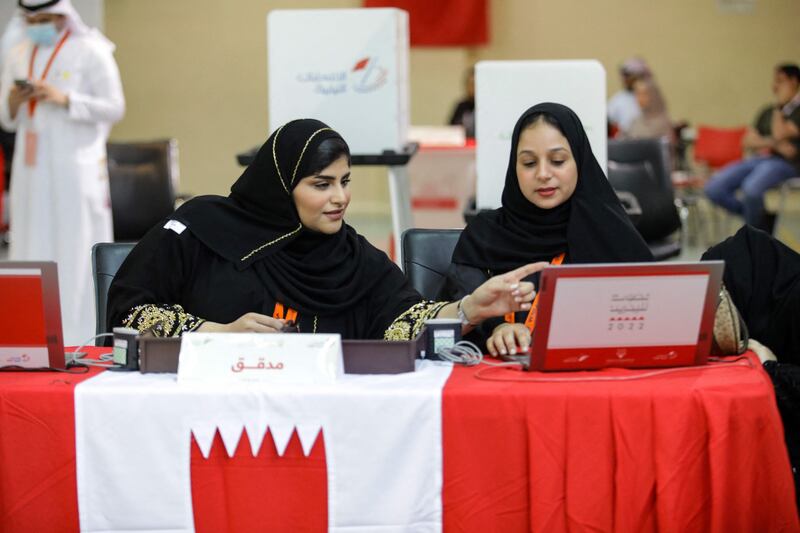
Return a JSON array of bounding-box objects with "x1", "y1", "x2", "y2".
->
[
  {"x1": 607, "y1": 160, "x2": 682, "y2": 260},
  {"x1": 401, "y1": 229, "x2": 462, "y2": 300},
  {"x1": 107, "y1": 139, "x2": 180, "y2": 242},
  {"x1": 608, "y1": 137, "x2": 673, "y2": 193},
  {"x1": 91, "y1": 242, "x2": 135, "y2": 345}
]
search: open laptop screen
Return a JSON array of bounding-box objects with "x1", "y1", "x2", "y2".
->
[
  {"x1": 0, "y1": 262, "x2": 65, "y2": 369},
  {"x1": 529, "y1": 261, "x2": 723, "y2": 371}
]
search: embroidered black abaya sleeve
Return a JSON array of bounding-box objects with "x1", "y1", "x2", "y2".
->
[{"x1": 107, "y1": 222, "x2": 206, "y2": 336}]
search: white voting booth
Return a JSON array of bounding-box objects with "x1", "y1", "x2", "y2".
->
[
  {"x1": 475, "y1": 60, "x2": 607, "y2": 209},
  {"x1": 267, "y1": 9, "x2": 412, "y2": 263}
]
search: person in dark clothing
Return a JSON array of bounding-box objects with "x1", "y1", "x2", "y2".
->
[
  {"x1": 702, "y1": 224, "x2": 800, "y2": 506},
  {"x1": 107, "y1": 118, "x2": 544, "y2": 340},
  {"x1": 440, "y1": 102, "x2": 653, "y2": 355},
  {"x1": 448, "y1": 67, "x2": 475, "y2": 138}
]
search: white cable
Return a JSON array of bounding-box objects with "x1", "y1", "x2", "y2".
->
[
  {"x1": 435, "y1": 340, "x2": 482, "y2": 365},
  {"x1": 435, "y1": 340, "x2": 518, "y2": 367},
  {"x1": 66, "y1": 333, "x2": 116, "y2": 367}
]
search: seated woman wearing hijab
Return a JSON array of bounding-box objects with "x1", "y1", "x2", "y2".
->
[
  {"x1": 440, "y1": 102, "x2": 653, "y2": 356},
  {"x1": 623, "y1": 78, "x2": 675, "y2": 143},
  {"x1": 702, "y1": 224, "x2": 800, "y2": 498},
  {"x1": 107, "y1": 119, "x2": 544, "y2": 341}
]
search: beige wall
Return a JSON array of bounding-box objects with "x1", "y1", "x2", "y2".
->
[{"x1": 105, "y1": 0, "x2": 800, "y2": 203}]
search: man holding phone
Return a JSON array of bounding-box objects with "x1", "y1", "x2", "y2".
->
[{"x1": 0, "y1": 0, "x2": 125, "y2": 345}]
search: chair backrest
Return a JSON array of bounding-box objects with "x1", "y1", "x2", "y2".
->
[
  {"x1": 92, "y1": 242, "x2": 135, "y2": 343},
  {"x1": 607, "y1": 160, "x2": 681, "y2": 242},
  {"x1": 107, "y1": 139, "x2": 179, "y2": 241},
  {"x1": 693, "y1": 125, "x2": 746, "y2": 169},
  {"x1": 608, "y1": 137, "x2": 673, "y2": 193},
  {"x1": 401, "y1": 229, "x2": 462, "y2": 300}
]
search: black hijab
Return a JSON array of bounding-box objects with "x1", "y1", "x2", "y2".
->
[
  {"x1": 173, "y1": 119, "x2": 404, "y2": 316},
  {"x1": 453, "y1": 102, "x2": 652, "y2": 272}
]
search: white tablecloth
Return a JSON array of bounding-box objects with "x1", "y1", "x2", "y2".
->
[{"x1": 75, "y1": 361, "x2": 453, "y2": 533}]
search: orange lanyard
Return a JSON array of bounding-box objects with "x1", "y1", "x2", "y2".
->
[
  {"x1": 27, "y1": 29, "x2": 71, "y2": 118},
  {"x1": 504, "y1": 252, "x2": 565, "y2": 333},
  {"x1": 273, "y1": 302, "x2": 298, "y2": 323}
]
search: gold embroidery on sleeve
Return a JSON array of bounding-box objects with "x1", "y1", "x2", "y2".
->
[
  {"x1": 122, "y1": 304, "x2": 204, "y2": 337},
  {"x1": 383, "y1": 301, "x2": 449, "y2": 341}
]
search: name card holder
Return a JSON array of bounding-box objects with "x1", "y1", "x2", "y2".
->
[{"x1": 177, "y1": 333, "x2": 343, "y2": 385}]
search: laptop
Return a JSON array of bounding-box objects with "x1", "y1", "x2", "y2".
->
[
  {"x1": 525, "y1": 261, "x2": 724, "y2": 371},
  {"x1": 0, "y1": 261, "x2": 66, "y2": 370}
]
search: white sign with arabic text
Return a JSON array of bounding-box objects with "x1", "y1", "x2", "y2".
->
[{"x1": 177, "y1": 332, "x2": 343, "y2": 385}]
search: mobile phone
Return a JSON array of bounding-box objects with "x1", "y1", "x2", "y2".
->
[{"x1": 13, "y1": 79, "x2": 32, "y2": 90}]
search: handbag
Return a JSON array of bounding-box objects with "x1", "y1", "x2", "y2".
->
[{"x1": 711, "y1": 285, "x2": 749, "y2": 355}]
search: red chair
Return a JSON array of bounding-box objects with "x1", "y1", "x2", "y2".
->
[
  {"x1": 690, "y1": 125, "x2": 748, "y2": 242},
  {"x1": 693, "y1": 125, "x2": 747, "y2": 170}
]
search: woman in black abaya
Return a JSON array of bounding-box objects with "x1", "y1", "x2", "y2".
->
[
  {"x1": 107, "y1": 119, "x2": 543, "y2": 340},
  {"x1": 440, "y1": 102, "x2": 652, "y2": 354},
  {"x1": 703, "y1": 225, "x2": 800, "y2": 500}
]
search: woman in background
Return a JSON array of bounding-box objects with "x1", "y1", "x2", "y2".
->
[{"x1": 623, "y1": 78, "x2": 674, "y2": 143}]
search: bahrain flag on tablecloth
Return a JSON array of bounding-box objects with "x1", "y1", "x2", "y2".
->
[
  {"x1": 363, "y1": 0, "x2": 489, "y2": 46},
  {"x1": 74, "y1": 363, "x2": 452, "y2": 532}
]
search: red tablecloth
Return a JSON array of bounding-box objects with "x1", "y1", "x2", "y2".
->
[
  {"x1": 442, "y1": 358, "x2": 798, "y2": 532},
  {"x1": 0, "y1": 365, "x2": 102, "y2": 532},
  {"x1": 1, "y1": 351, "x2": 797, "y2": 532}
]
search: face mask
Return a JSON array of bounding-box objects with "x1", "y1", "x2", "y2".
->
[{"x1": 26, "y1": 22, "x2": 59, "y2": 46}]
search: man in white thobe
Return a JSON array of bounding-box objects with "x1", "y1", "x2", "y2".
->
[{"x1": 0, "y1": 0, "x2": 124, "y2": 345}]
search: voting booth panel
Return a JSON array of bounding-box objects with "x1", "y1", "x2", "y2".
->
[
  {"x1": 267, "y1": 8, "x2": 410, "y2": 155},
  {"x1": 475, "y1": 60, "x2": 607, "y2": 209}
]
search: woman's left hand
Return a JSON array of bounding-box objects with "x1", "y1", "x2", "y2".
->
[{"x1": 461, "y1": 262, "x2": 549, "y2": 324}]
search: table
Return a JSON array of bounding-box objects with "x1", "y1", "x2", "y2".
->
[{"x1": 1, "y1": 350, "x2": 797, "y2": 532}]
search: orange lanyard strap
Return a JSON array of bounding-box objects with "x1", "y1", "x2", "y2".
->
[
  {"x1": 272, "y1": 302, "x2": 298, "y2": 323},
  {"x1": 27, "y1": 29, "x2": 71, "y2": 118},
  {"x1": 504, "y1": 252, "x2": 565, "y2": 332}
]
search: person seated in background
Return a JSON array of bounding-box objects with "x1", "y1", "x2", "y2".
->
[
  {"x1": 448, "y1": 66, "x2": 475, "y2": 138},
  {"x1": 704, "y1": 63, "x2": 800, "y2": 233},
  {"x1": 607, "y1": 57, "x2": 651, "y2": 135},
  {"x1": 623, "y1": 77, "x2": 675, "y2": 144},
  {"x1": 107, "y1": 119, "x2": 544, "y2": 340},
  {"x1": 439, "y1": 103, "x2": 653, "y2": 356}
]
